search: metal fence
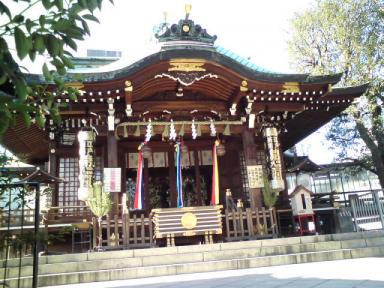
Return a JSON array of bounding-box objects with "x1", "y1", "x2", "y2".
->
[
  {"x1": 0, "y1": 182, "x2": 40, "y2": 288},
  {"x1": 349, "y1": 190, "x2": 384, "y2": 231}
]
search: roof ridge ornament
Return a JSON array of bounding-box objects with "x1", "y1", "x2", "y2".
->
[{"x1": 155, "y1": 4, "x2": 217, "y2": 49}]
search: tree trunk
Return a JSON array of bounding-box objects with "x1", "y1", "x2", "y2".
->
[
  {"x1": 355, "y1": 121, "x2": 384, "y2": 188},
  {"x1": 97, "y1": 217, "x2": 102, "y2": 247}
]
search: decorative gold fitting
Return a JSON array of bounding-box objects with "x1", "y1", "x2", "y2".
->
[
  {"x1": 282, "y1": 82, "x2": 300, "y2": 93},
  {"x1": 65, "y1": 82, "x2": 84, "y2": 89},
  {"x1": 168, "y1": 59, "x2": 206, "y2": 72},
  {"x1": 240, "y1": 80, "x2": 248, "y2": 92},
  {"x1": 124, "y1": 80, "x2": 133, "y2": 92}
]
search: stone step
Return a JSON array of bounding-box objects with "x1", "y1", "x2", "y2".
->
[
  {"x1": 5, "y1": 245, "x2": 384, "y2": 288},
  {"x1": 2, "y1": 233, "x2": 384, "y2": 279},
  {"x1": 2, "y1": 230, "x2": 383, "y2": 269}
]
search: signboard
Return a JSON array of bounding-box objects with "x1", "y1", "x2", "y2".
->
[
  {"x1": 264, "y1": 127, "x2": 285, "y2": 190},
  {"x1": 104, "y1": 168, "x2": 121, "y2": 192},
  {"x1": 246, "y1": 165, "x2": 264, "y2": 188}
]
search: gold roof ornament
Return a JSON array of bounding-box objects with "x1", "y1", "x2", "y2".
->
[
  {"x1": 185, "y1": 4, "x2": 192, "y2": 19},
  {"x1": 168, "y1": 59, "x2": 206, "y2": 72},
  {"x1": 282, "y1": 82, "x2": 300, "y2": 93}
]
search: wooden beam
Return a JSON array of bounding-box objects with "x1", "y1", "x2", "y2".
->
[{"x1": 132, "y1": 100, "x2": 227, "y2": 113}]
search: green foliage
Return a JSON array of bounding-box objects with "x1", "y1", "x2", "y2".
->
[
  {"x1": 0, "y1": 0, "x2": 114, "y2": 135},
  {"x1": 87, "y1": 181, "x2": 112, "y2": 219},
  {"x1": 262, "y1": 176, "x2": 280, "y2": 208},
  {"x1": 288, "y1": 0, "x2": 384, "y2": 187},
  {"x1": 87, "y1": 181, "x2": 112, "y2": 248}
]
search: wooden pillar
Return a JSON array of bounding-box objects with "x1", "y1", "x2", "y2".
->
[
  {"x1": 48, "y1": 141, "x2": 58, "y2": 206},
  {"x1": 242, "y1": 130, "x2": 263, "y2": 209},
  {"x1": 107, "y1": 132, "x2": 119, "y2": 214},
  {"x1": 118, "y1": 148, "x2": 127, "y2": 208},
  {"x1": 279, "y1": 135, "x2": 289, "y2": 204},
  {"x1": 193, "y1": 150, "x2": 202, "y2": 206},
  {"x1": 168, "y1": 149, "x2": 177, "y2": 207}
]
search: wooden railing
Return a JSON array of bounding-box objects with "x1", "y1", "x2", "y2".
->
[
  {"x1": 224, "y1": 207, "x2": 278, "y2": 241},
  {"x1": 93, "y1": 212, "x2": 153, "y2": 249},
  {"x1": 44, "y1": 205, "x2": 92, "y2": 226}
]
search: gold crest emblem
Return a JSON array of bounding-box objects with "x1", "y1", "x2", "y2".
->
[{"x1": 181, "y1": 212, "x2": 197, "y2": 229}]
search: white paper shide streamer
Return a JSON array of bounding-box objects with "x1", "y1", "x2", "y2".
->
[
  {"x1": 145, "y1": 119, "x2": 152, "y2": 142},
  {"x1": 210, "y1": 119, "x2": 216, "y2": 136},
  {"x1": 191, "y1": 119, "x2": 197, "y2": 139},
  {"x1": 169, "y1": 119, "x2": 177, "y2": 141}
]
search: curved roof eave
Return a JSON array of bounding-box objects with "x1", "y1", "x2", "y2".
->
[
  {"x1": 328, "y1": 83, "x2": 369, "y2": 97},
  {"x1": 25, "y1": 47, "x2": 343, "y2": 86}
]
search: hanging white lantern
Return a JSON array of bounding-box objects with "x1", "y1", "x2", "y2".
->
[{"x1": 77, "y1": 129, "x2": 95, "y2": 201}]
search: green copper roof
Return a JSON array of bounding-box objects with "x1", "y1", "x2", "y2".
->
[{"x1": 215, "y1": 46, "x2": 272, "y2": 73}]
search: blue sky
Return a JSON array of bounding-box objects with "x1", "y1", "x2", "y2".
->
[{"x1": 76, "y1": 0, "x2": 311, "y2": 73}]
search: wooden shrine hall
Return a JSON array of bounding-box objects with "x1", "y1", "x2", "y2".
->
[{"x1": 1, "y1": 8, "x2": 367, "y2": 247}]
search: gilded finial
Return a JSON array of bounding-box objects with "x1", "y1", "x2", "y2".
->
[
  {"x1": 163, "y1": 11, "x2": 168, "y2": 23},
  {"x1": 185, "y1": 4, "x2": 192, "y2": 19}
]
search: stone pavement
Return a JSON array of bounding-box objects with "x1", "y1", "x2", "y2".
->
[{"x1": 46, "y1": 257, "x2": 384, "y2": 288}]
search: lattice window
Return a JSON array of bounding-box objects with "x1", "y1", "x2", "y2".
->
[
  {"x1": 94, "y1": 157, "x2": 103, "y2": 182},
  {"x1": 58, "y1": 156, "x2": 103, "y2": 207},
  {"x1": 58, "y1": 157, "x2": 79, "y2": 207},
  {"x1": 239, "y1": 150, "x2": 267, "y2": 203},
  {"x1": 239, "y1": 152, "x2": 250, "y2": 202}
]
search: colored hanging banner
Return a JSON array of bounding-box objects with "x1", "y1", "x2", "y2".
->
[
  {"x1": 176, "y1": 142, "x2": 183, "y2": 208},
  {"x1": 134, "y1": 149, "x2": 144, "y2": 209},
  {"x1": 211, "y1": 140, "x2": 220, "y2": 205}
]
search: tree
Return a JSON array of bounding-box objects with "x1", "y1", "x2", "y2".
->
[
  {"x1": 87, "y1": 181, "x2": 112, "y2": 248},
  {"x1": 0, "y1": 0, "x2": 113, "y2": 135},
  {"x1": 288, "y1": 0, "x2": 384, "y2": 187},
  {"x1": 262, "y1": 175, "x2": 280, "y2": 208}
]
